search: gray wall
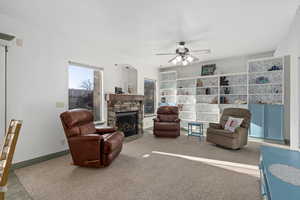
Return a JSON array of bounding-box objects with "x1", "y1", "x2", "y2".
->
[{"x1": 0, "y1": 47, "x2": 5, "y2": 142}]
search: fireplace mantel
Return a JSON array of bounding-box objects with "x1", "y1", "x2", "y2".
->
[
  {"x1": 105, "y1": 94, "x2": 144, "y2": 104},
  {"x1": 106, "y1": 94, "x2": 144, "y2": 137}
]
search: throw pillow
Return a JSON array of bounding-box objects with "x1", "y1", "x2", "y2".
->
[{"x1": 224, "y1": 117, "x2": 244, "y2": 132}]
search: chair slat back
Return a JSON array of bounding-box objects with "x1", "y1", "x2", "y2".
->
[{"x1": 0, "y1": 120, "x2": 22, "y2": 187}]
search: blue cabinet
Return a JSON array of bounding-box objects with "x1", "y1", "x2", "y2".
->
[
  {"x1": 249, "y1": 104, "x2": 265, "y2": 138},
  {"x1": 264, "y1": 105, "x2": 284, "y2": 140},
  {"x1": 249, "y1": 104, "x2": 284, "y2": 141}
]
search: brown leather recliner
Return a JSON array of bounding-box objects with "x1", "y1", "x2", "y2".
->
[
  {"x1": 153, "y1": 106, "x2": 181, "y2": 137},
  {"x1": 60, "y1": 109, "x2": 124, "y2": 167},
  {"x1": 206, "y1": 108, "x2": 251, "y2": 150}
]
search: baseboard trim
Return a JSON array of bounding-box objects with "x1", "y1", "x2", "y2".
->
[{"x1": 12, "y1": 150, "x2": 70, "y2": 170}]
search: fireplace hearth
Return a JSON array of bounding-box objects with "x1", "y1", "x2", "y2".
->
[{"x1": 116, "y1": 111, "x2": 138, "y2": 137}]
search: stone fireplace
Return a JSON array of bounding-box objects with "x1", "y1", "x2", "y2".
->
[{"x1": 106, "y1": 94, "x2": 144, "y2": 137}]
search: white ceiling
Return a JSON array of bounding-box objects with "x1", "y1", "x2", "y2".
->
[{"x1": 0, "y1": 0, "x2": 299, "y2": 66}]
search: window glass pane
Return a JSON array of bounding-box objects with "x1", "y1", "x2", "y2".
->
[
  {"x1": 68, "y1": 64, "x2": 102, "y2": 121},
  {"x1": 144, "y1": 79, "x2": 156, "y2": 114}
]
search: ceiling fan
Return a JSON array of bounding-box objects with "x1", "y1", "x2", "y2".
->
[{"x1": 156, "y1": 41, "x2": 211, "y2": 66}]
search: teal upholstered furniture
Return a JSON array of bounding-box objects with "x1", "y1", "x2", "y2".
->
[{"x1": 260, "y1": 146, "x2": 300, "y2": 200}]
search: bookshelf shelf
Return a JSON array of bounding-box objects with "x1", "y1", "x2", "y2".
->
[
  {"x1": 220, "y1": 84, "x2": 246, "y2": 87},
  {"x1": 249, "y1": 94, "x2": 282, "y2": 96},
  {"x1": 248, "y1": 70, "x2": 282, "y2": 75},
  {"x1": 248, "y1": 57, "x2": 284, "y2": 104},
  {"x1": 221, "y1": 94, "x2": 247, "y2": 96}
]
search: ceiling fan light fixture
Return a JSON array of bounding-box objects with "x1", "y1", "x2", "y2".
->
[
  {"x1": 182, "y1": 60, "x2": 188, "y2": 66},
  {"x1": 186, "y1": 56, "x2": 194, "y2": 62},
  {"x1": 172, "y1": 58, "x2": 178, "y2": 65},
  {"x1": 156, "y1": 41, "x2": 210, "y2": 66},
  {"x1": 176, "y1": 56, "x2": 182, "y2": 62}
]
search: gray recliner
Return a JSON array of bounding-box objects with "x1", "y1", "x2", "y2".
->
[{"x1": 206, "y1": 108, "x2": 251, "y2": 150}]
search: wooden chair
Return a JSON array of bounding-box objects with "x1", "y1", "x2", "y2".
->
[{"x1": 0, "y1": 120, "x2": 22, "y2": 200}]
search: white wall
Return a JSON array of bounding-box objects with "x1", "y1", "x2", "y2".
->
[
  {"x1": 120, "y1": 65, "x2": 138, "y2": 94},
  {"x1": 275, "y1": 6, "x2": 300, "y2": 150},
  {"x1": 0, "y1": 13, "x2": 158, "y2": 163},
  {"x1": 0, "y1": 47, "x2": 5, "y2": 142},
  {"x1": 143, "y1": 117, "x2": 155, "y2": 129}
]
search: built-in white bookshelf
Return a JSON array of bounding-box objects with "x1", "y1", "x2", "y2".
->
[
  {"x1": 159, "y1": 71, "x2": 177, "y2": 105},
  {"x1": 176, "y1": 79, "x2": 197, "y2": 127},
  {"x1": 159, "y1": 56, "x2": 286, "y2": 130},
  {"x1": 196, "y1": 75, "x2": 220, "y2": 129},
  {"x1": 219, "y1": 73, "x2": 248, "y2": 105},
  {"x1": 248, "y1": 57, "x2": 284, "y2": 104}
]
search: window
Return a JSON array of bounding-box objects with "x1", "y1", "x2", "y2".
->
[
  {"x1": 68, "y1": 62, "x2": 103, "y2": 122},
  {"x1": 144, "y1": 79, "x2": 156, "y2": 115}
]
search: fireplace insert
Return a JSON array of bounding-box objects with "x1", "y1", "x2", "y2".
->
[{"x1": 116, "y1": 111, "x2": 138, "y2": 137}]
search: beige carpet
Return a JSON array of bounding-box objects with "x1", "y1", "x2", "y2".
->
[{"x1": 15, "y1": 131, "x2": 261, "y2": 200}]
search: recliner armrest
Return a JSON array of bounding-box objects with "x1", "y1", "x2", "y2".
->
[
  {"x1": 69, "y1": 134, "x2": 102, "y2": 142},
  {"x1": 175, "y1": 119, "x2": 181, "y2": 123},
  {"x1": 209, "y1": 123, "x2": 222, "y2": 129},
  {"x1": 96, "y1": 127, "x2": 117, "y2": 134},
  {"x1": 234, "y1": 127, "x2": 249, "y2": 148},
  {"x1": 102, "y1": 131, "x2": 124, "y2": 153},
  {"x1": 234, "y1": 127, "x2": 248, "y2": 135},
  {"x1": 68, "y1": 134, "x2": 102, "y2": 167}
]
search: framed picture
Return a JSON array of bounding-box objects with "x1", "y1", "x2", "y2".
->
[{"x1": 201, "y1": 64, "x2": 216, "y2": 76}]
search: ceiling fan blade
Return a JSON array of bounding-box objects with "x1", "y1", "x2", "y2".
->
[
  {"x1": 155, "y1": 53, "x2": 176, "y2": 56},
  {"x1": 191, "y1": 55, "x2": 200, "y2": 62},
  {"x1": 190, "y1": 49, "x2": 211, "y2": 54},
  {"x1": 168, "y1": 56, "x2": 178, "y2": 63}
]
